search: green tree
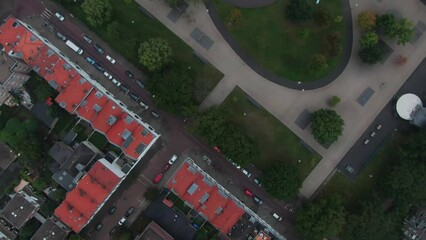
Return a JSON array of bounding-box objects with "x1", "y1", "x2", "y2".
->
[
  {"x1": 360, "y1": 31, "x2": 379, "y2": 48},
  {"x1": 263, "y1": 164, "x2": 301, "y2": 199},
  {"x1": 138, "y1": 38, "x2": 173, "y2": 72},
  {"x1": 285, "y1": 0, "x2": 312, "y2": 22},
  {"x1": 326, "y1": 32, "x2": 342, "y2": 57},
  {"x1": 309, "y1": 54, "x2": 328, "y2": 73},
  {"x1": 147, "y1": 66, "x2": 194, "y2": 114},
  {"x1": 299, "y1": 29, "x2": 310, "y2": 40},
  {"x1": 344, "y1": 202, "x2": 399, "y2": 240},
  {"x1": 358, "y1": 46, "x2": 383, "y2": 65},
  {"x1": 313, "y1": 8, "x2": 331, "y2": 27},
  {"x1": 357, "y1": 11, "x2": 377, "y2": 30},
  {"x1": 81, "y1": 0, "x2": 113, "y2": 27},
  {"x1": 228, "y1": 8, "x2": 242, "y2": 25},
  {"x1": 400, "y1": 130, "x2": 426, "y2": 162},
  {"x1": 107, "y1": 21, "x2": 120, "y2": 39},
  {"x1": 69, "y1": 234, "x2": 85, "y2": 240},
  {"x1": 295, "y1": 196, "x2": 346, "y2": 240},
  {"x1": 311, "y1": 109, "x2": 344, "y2": 145},
  {"x1": 328, "y1": 96, "x2": 341, "y2": 107},
  {"x1": 397, "y1": 18, "x2": 414, "y2": 45},
  {"x1": 377, "y1": 13, "x2": 399, "y2": 39}
]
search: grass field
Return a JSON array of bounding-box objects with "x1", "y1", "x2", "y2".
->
[
  {"x1": 319, "y1": 133, "x2": 405, "y2": 212},
  {"x1": 62, "y1": 1, "x2": 223, "y2": 103},
  {"x1": 213, "y1": 0, "x2": 345, "y2": 82},
  {"x1": 221, "y1": 87, "x2": 321, "y2": 178}
]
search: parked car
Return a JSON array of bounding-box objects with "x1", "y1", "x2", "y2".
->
[
  {"x1": 161, "y1": 163, "x2": 171, "y2": 173},
  {"x1": 81, "y1": 34, "x2": 92, "y2": 44},
  {"x1": 120, "y1": 84, "x2": 130, "y2": 94},
  {"x1": 139, "y1": 100, "x2": 149, "y2": 110},
  {"x1": 106, "y1": 55, "x2": 116, "y2": 64},
  {"x1": 103, "y1": 71, "x2": 113, "y2": 80},
  {"x1": 272, "y1": 212, "x2": 283, "y2": 222},
  {"x1": 244, "y1": 188, "x2": 254, "y2": 198},
  {"x1": 253, "y1": 178, "x2": 262, "y2": 187},
  {"x1": 93, "y1": 63, "x2": 104, "y2": 72},
  {"x1": 253, "y1": 196, "x2": 263, "y2": 205},
  {"x1": 118, "y1": 217, "x2": 126, "y2": 226},
  {"x1": 125, "y1": 70, "x2": 135, "y2": 79},
  {"x1": 93, "y1": 43, "x2": 105, "y2": 54},
  {"x1": 168, "y1": 155, "x2": 178, "y2": 165},
  {"x1": 153, "y1": 173, "x2": 163, "y2": 184},
  {"x1": 95, "y1": 223, "x2": 103, "y2": 231},
  {"x1": 112, "y1": 78, "x2": 121, "y2": 87},
  {"x1": 124, "y1": 207, "x2": 135, "y2": 217},
  {"x1": 55, "y1": 12, "x2": 64, "y2": 21},
  {"x1": 129, "y1": 92, "x2": 140, "y2": 102},
  {"x1": 86, "y1": 56, "x2": 95, "y2": 65},
  {"x1": 213, "y1": 146, "x2": 221, "y2": 153},
  {"x1": 151, "y1": 110, "x2": 160, "y2": 118},
  {"x1": 108, "y1": 206, "x2": 117, "y2": 215},
  {"x1": 135, "y1": 79, "x2": 144, "y2": 88},
  {"x1": 241, "y1": 168, "x2": 252, "y2": 178},
  {"x1": 56, "y1": 32, "x2": 66, "y2": 41},
  {"x1": 109, "y1": 226, "x2": 118, "y2": 236},
  {"x1": 345, "y1": 165, "x2": 355, "y2": 173}
]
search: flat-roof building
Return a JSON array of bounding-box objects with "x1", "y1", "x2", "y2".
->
[{"x1": 30, "y1": 218, "x2": 69, "y2": 240}]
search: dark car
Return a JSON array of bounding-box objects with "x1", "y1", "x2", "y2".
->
[
  {"x1": 86, "y1": 56, "x2": 95, "y2": 65},
  {"x1": 125, "y1": 70, "x2": 135, "y2": 79},
  {"x1": 124, "y1": 207, "x2": 135, "y2": 217},
  {"x1": 151, "y1": 110, "x2": 160, "y2": 118},
  {"x1": 253, "y1": 178, "x2": 262, "y2": 187},
  {"x1": 95, "y1": 223, "x2": 103, "y2": 231},
  {"x1": 135, "y1": 79, "x2": 144, "y2": 88},
  {"x1": 119, "y1": 84, "x2": 130, "y2": 94},
  {"x1": 109, "y1": 226, "x2": 119, "y2": 236},
  {"x1": 253, "y1": 196, "x2": 263, "y2": 205},
  {"x1": 108, "y1": 206, "x2": 117, "y2": 215},
  {"x1": 93, "y1": 62, "x2": 104, "y2": 72},
  {"x1": 129, "y1": 92, "x2": 140, "y2": 102},
  {"x1": 93, "y1": 43, "x2": 105, "y2": 54},
  {"x1": 82, "y1": 34, "x2": 92, "y2": 44}
]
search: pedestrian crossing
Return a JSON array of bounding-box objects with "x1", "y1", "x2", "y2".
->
[{"x1": 41, "y1": 8, "x2": 52, "y2": 19}]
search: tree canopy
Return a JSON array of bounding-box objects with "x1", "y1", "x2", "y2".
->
[
  {"x1": 377, "y1": 13, "x2": 400, "y2": 38},
  {"x1": 359, "y1": 46, "x2": 383, "y2": 65},
  {"x1": 147, "y1": 66, "x2": 195, "y2": 114},
  {"x1": 311, "y1": 109, "x2": 344, "y2": 145},
  {"x1": 295, "y1": 196, "x2": 346, "y2": 240},
  {"x1": 357, "y1": 11, "x2": 377, "y2": 30},
  {"x1": 309, "y1": 54, "x2": 328, "y2": 73},
  {"x1": 285, "y1": 0, "x2": 312, "y2": 22},
  {"x1": 81, "y1": 0, "x2": 113, "y2": 27},
  {"x1": 360, "y1": 31, "x2": 379, "y2": 48},
  {"x1": 138, "y1": 38, "x2": 173, "y2": 72},
  {"x1": 263, "y1": 164, "x2": 301, "y2": 200},
  {"x1": 194, "y1": 108, "x2": 258, "y2": 166}
]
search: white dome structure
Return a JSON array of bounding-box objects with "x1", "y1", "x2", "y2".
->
[{"x1": 396, "y1": 93, "x2": 426, "y2": 128}]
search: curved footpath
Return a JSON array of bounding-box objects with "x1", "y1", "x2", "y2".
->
[
  {"x1": 222, "y1": 0, "x2": 278, "y2": 8},
  {"x1": 205, "y1": 0, "x2": 353, "y2": 90}
]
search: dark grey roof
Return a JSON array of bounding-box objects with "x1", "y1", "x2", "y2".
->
[
  {"x1": 0, "y1": 194, "x2": 38, "y2": 229},
  {"x1": 30, "y1": 218, "x2": 69, "y2": 240},
  {"x1": 0, "y1": 221, "x2": 17, "y2": 240},
  {"x1": 30, "y1": 102, "x2": 55, "y2": 128},
  {"x1": 52, "y1": 171, "x2": 76, "y2": 192},
  {"x1": 48, "y1": 142, "x2": 74, "y2": 166},
  {"x1": 59, "y1": 142, "x2": 99, "y2": 173},
  {"x1": 62, "y1": 130, "x2": 77, "y2": 145},
  {"x1": 0, "y1": 142, "x2": 15, "y2": 170}
]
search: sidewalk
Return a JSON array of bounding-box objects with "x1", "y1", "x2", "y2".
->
[{"x1": 137, "y1": 0, "x2": 426, "y2": 198}]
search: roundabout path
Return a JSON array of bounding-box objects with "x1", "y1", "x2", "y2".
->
[{"x1": 137, "y1": 0, "x2": 426, "y2": 199}]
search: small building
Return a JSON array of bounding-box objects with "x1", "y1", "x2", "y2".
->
[
  {"x1": 0, "y1": 220, "x2": 17, "y2": 240},
  {"x1": 30, "y1": 218, "x2": 69, "y2": 240},
  {"x1": 135, "y1": 221, "x2": 174, "y2": 240},
  {"x1": 0, "y1": 142, "x2": 16, "y2": 174},
  {"x1": 403, "y1": 208, "x2": 426, "y2": 240},
  {"x1": 0, "y1": 191, "x2": 40, "y2": 230}
]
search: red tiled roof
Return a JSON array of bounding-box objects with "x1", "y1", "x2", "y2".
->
[
  {"x1": 54, "y1": 161, "x2": 121, "y2": 233},
  {"x1": 167, "y1": 162, "x2": 245, "y2": 234},
  {"x1": 0, "y1": 16, "x2": 158, "y2": 160}
]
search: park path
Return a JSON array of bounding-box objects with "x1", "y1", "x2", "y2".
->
[{"x1": 137, "y1": 0, "x2": 426, "y2": 198}]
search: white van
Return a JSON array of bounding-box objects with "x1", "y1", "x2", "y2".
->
[{"x1": 65, "y1": 40, "x2": 83, "y2": 55}]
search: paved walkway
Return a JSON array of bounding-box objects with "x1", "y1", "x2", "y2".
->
[{"x1": 137, "y1": 0, "x2": 426, "y2": 199}]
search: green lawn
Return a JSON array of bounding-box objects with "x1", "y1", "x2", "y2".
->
[
  {"x1": 221, "y1": 87, "x2": 321, "y2": 178},
  {"x1": 213, "y1": 0, "x2": 345, "y2": 82},
  {"x1": 88, "y1": 131, "x2": 108, "y2": 150},
  {"x1": 319, "y1": 133, "x2": 405, "y2": 212},
  {"x1": 62, "y1": 1, "x2": 223, "y2": 104}
]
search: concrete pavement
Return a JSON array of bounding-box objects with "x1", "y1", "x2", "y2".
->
[{"x1": 136, "y1": 0, "x2": 426, "y2": 199}]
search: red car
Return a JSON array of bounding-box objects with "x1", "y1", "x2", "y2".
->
[
  {"x1": 153, "y1": 173, "x2": 163, "y2": 184},
  {"x1": 244, "y1": 188, "x2": 254, "y2": 198},
  {"x1": 213, "y1": 146, "x2": 221, "y2": 153}
]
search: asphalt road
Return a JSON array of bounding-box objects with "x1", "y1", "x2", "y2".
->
[{"x1": 337, "y1": 57, "x2": 426, "y2": 179}]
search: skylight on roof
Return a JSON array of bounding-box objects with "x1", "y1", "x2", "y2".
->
[
  {"x1": 135, "y1": 143, "x2": 146, "y2": 154},
  {"x1": 141, "y1": 129, "x2": 149, "y2": 136},
  {"x1": 63, "y1": 63, "x2": 71, "y2": 70},
  {"x1": 95, "y1": 91, "x2": 103, "y2": 99},
  {"x1": 124, "y1": 115, "x2": 133, "y2": 124},
  {"x1": 93, "y1": 104, "x2": 102, "y2": 113},
  {"x1": 121, "y1": 129, "x2": 131, "y2": 140},
  {"x1": 107, "y1": 115, "x2": 116, "y2": 125},
  {"x1": 200, "y1": 193, "x2": 209, "y2": 204},
  {"x1": 47, "y1": 49, "x2": 55, "y2": 57},
  {"x1": 30, "y1": 35, "x2": 37, "y2": 42},
  {"x1": 187, "y1": 183, "x2": 198, "y2": 195},
  {"x1": 79, "y1": 78, "x2": 87, "y2": 84}
]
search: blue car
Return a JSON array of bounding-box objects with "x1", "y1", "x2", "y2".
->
[{"x1": 86, "y1": 56, "x2": 95, "y2": 65}]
